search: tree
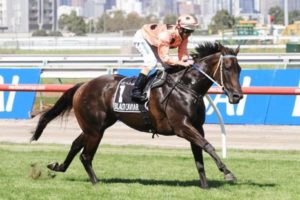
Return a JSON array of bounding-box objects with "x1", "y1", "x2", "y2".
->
[
  {"x1": 86, "y1": 20, "x2": 95, "y2": 33},
  {"x1": 95, "y1": 13, "x2": 110, "y2": 33},
  {"x1": 32, "y1": 29, "x2": 48, "y2": 37},
  {"x1": 58, "y1": 11, "x2": 87, "y2": 36},
  {"x1": 163, "y1": 14, "x2": 177, "y2": 24},
  {"x1": 58, "y1": 14, "x2": 70, "y2": 31},
  {"x1": 96, "y1": 12, "x2": 159, "y2": 34},
  {"x1": 289, "y1": 10, "x2": 300, "y2": 24},
  {"x1": 70, "y1": 18, "x2": 86, "y2": 35},
  {"x1": 48, "y1": 31, "x2": 62, "y2": 37},
  {"x1": 96, "y1": 10, "x2": 129, "y2": 33},
  {"x1": 268, "y1": 6, "x2": 284, "y2": 24},
  {"x1": 143, "y1": 14, "x2": 159, "y2": 24},
  {"x1": 209, "y1": 10, "x2": 235, "y2": 34},
  {"x1": 125, "y1": 12, "x2": 144, "y2": 31},
  {"x1": 107, "y1": 10, "x2": 126, "y2": 32}
]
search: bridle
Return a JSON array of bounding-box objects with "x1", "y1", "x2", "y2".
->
[
  {"x1": 192, "y1": 54, "x2": 237, "y2": 91},
  {"x1": 161, "y1": 53, "x2": 237, "y2": 105}
]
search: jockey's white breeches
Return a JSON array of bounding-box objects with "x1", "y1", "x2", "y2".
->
[{"x1": 133, "y1": 30, "x2": 158, "y2": 70}]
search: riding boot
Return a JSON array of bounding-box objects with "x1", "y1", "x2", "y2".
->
[{"x1": 131, "y1": 73, "x2": 148, "y2": 103}]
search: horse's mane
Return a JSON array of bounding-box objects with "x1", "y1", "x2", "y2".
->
[
  {"x1": 166, "y1": 42, "x2": 236, "y2": 72},
  {"x1": 191, "y1": 42, "x2": 236, "y2": 59}
]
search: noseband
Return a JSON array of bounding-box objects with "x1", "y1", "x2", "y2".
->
[{"x1": 192, "y1": 54, "x2": 237, "y2": 91}]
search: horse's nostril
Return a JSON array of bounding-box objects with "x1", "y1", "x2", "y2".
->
[{"x1": 233, "y1": 93, "x2": 243, "y2": 99}]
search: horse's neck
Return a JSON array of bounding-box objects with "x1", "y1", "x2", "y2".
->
[
  {"x1": 164, "y1": 53, "x2": 220, "y2": 97},
  {"x1": 184, "y1": 54, "x2": 220, "y2": 95}
]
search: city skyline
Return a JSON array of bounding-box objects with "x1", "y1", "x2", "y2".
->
[{"x1": 0, "y1": 0, "x2": 299, "y2": 33}]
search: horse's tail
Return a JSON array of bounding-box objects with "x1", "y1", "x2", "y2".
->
[{"x1": 31, "y1": 83, "x2": 83, "y2": 142}]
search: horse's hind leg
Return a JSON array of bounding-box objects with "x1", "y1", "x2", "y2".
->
[
  {"x1": 190, "y1": 143, "x2": 208, "y2": 189},
  {"x1": 190, "y1": 125, "x2": 209, "y2": 188},
  {"x1": 80, "y1": 133, "x2": 103, "y2": 184},
  {"x1": 48, "y1": 133, "x2": 85, "y2": 172}
]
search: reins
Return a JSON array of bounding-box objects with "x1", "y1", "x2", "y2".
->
[
  {"x1": 161, "y1": 67, "x2": 190, "y2": 105},
  {"x1": 160, "y1": 53, "x2": 237, "y2": 107}
]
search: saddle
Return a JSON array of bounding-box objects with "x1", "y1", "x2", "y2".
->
[
  {"x1": 113, "y1": 70, "x2": 167, "y2": 113},
  {"x1": 113, "y1": 70, "x2": 167, "y2": 134}
]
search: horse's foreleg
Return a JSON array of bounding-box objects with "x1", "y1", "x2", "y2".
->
[
  {"x1": 80, "y1": 133, "x2": 103, "y2": 184},
  {"x1": 203, "y1": 143, "x2": 236, "y2": 182},
  {"x1": 190, "y1": 143, "x2": 208, "y2": 189},
  {"x1": 176, "y1": 124, "x2": 236, "y2": 183},
  {"x1": 48, "y1": 133, "x2": 84, "y2": 172}
]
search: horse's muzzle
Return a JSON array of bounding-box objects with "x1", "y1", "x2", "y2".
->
[{"x1": 230, "y1": 92, "x2": 243, "y2": 104}]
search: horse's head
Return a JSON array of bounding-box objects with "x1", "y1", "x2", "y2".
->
[
  {"x1": 217, "y1": 44, "x2": 243, "y2": 104},
  {"x1": 192, "y1": 42, "x2": 243, "y2": 104}
]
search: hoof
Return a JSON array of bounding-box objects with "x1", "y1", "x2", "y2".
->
[
  {"x1": 200, "y1": 184, "x2": 209, "y2": 189},
  {"x1": 91, "y1": 178, "x2": 100, "y2": 185},
  {"x1": 224, "y1": 173, "x2": 237, "y2": 183},
  {"x1": 47, "y1": 162, "x2": 59, "y2": 171}
]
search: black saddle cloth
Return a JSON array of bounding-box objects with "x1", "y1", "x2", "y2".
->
[{"x1": 113, "y1": 70, "x2": 165, "y2": 113}]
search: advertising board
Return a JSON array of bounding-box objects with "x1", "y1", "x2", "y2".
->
[
  {"x1": 117, "y1": 69, "x2": 300, "y2": 125},
  {"x1": 0, "y1": 69, "x2": 41, "y2": 119}
]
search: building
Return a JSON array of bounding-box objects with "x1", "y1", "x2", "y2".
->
[
  {"x1": 260, "y1": 0, "x2": 283, "y2": 17},
  {"x1": 240, "y1": 0, "x2": 255, "y2": 13},
  {"x1": 29, "y1": 0, "x2": 58, "y2": 31},
  {"x1": 178, "y1": 1, "x2": 201, "y2": 16},
  {"x1": 140, "y1": 0, "x2": 164, "y2": 17},
  {"x1": 114, "y1": 0, "x2": 142, "y2": 15},
  {"x1": 287, "y1": 0, "x2": 300, "y2": 11},
  {"x1": 0, "y1": 0, "x2": 8, "y2": 30},
  {"x1": 0, "y1": 0, "x2": 28, "y2": 32},
  {"x1": 71, "y1": 0, "x2": 85, "y2": 7},
  {"x1": 58, "y1": 5, "x2": 83, "y2": 17},
  {"x1": 199, "y1": 0, "x2": 221, "y2": 29},
  {"x1": 104, "y1": 0, "x2": 116, "y2": 10},
  {"x1": 83, "y1": 0, "x2": 106, "y2": 18},
  {"x1": 164, "y1": 0, "x2": 178, "y2": 16},
  {"x1": 2, "y1": 0, "x2": 299, "y2": 33},
  {"x1": 0, "y1": 0, "x2": 58, "y2": 33},
  {"x1": 59, "y1": 0, "x2": 71, "y2": 6}
]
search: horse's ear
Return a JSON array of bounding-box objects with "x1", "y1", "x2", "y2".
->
[
  {"x1": 217, "y1": 42, "x2": 225, "y2": 53},
  {"x1": 235, "y1": 45, "x2": 240, "y2": 55}
]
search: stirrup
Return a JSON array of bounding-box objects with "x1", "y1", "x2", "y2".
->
[{"x1": 131, "y1": 93, "x2": 148, "y2": 103}]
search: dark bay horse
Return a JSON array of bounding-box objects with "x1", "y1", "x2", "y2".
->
[{"x1": 31, "y1": 42, "x2": 243, "y2": 189}]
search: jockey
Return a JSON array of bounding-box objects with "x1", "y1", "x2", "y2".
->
[{"x1": 131, "y1": 14, "x2": 198, "y2": 103}]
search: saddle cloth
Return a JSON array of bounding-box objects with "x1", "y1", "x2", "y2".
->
[
  {"x1": 113, "y1": 77, "x2": 145, "y2": 113},
  {"x1": 113, "y1": 70, "x2": 166, "y2": 113}
]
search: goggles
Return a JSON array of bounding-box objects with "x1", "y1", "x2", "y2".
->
[{"x1": 182, "y1": 28, "x2": 194, "y2": 34}]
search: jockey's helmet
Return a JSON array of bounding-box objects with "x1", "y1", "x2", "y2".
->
[{"x1": 177, "y1": 14, "x2": 198, "y2": 30}]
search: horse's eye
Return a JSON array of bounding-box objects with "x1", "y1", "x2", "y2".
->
[{"x1": 224, "y1": 59, "x2": 232, "y2": 69}]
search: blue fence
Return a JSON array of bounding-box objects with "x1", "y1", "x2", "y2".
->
[
  {"x1": 0, "y1": 68, "x2": 41, "y2": 119},
  {"x1": 118, "y1": 69, "x2": 300, "y2": 125},
  {"x1": 0, "y1": 68, "x2": 299, "y2": 124},
  {"x1": 205, "y1": 69, "x2": 300, "y2": 125}
]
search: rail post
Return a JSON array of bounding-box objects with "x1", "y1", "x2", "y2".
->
[{"x1": 205, "y1": 94, "x2": 227, "y2": 158}]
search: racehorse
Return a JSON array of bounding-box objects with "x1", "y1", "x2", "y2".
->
[{"x1": 31, "y1": 42, "x2": 243, "y2": 189}]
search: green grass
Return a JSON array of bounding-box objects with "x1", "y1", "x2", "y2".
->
[
  {"x1": 240, "y1": 48, "x2": 285, "y2": 53},
  {"x1": 0, "y1": 143, "x2": 299, "y2": 200},
  {"x1": 242, "y1": 64, "x2": 285, "y2": 69},
  {"x1": 40, "y1": 78, "x2": 89, "y2": 84}
]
